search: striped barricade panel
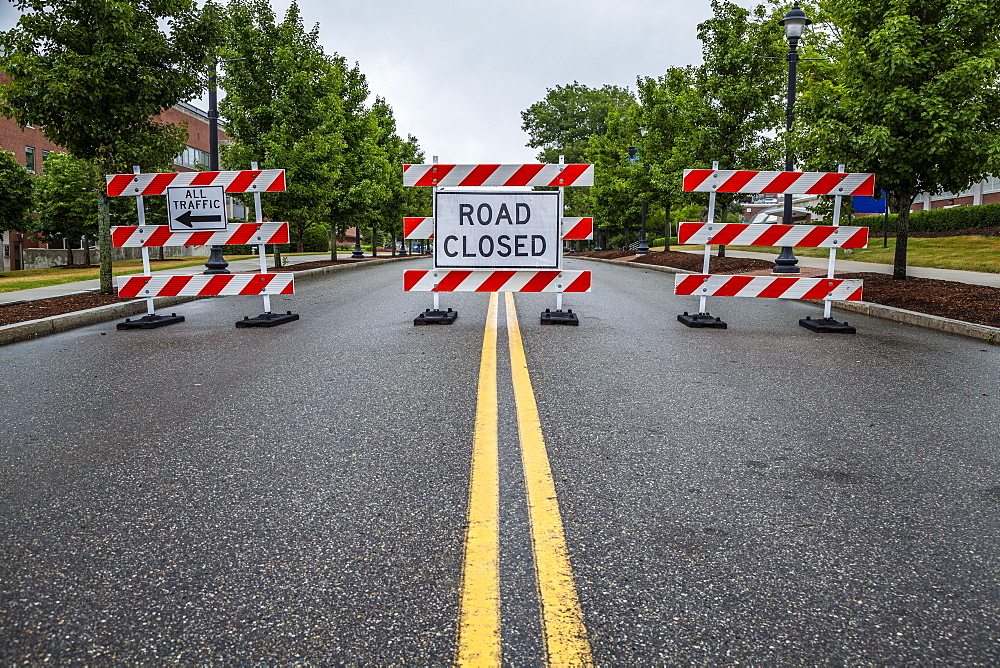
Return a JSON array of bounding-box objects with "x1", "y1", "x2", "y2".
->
[
  {"x1": 678, "y1": 222, "x2": 869, "y2": 248},
  {"x1": 682, "y1": 169, "x2": 875, "y2": 196},
  {"x1": 107, "y1": 169, "x2": 286, "y2": 197},
  {"x1": 402, "y1": 163, "x2": 594, "y2": 188},
  {"x1": 404, "y1": 269, "x2": 591, "y2": 293},
  {"x1": 118, "y1": 273, "x2": 295, "y2": 299},
  {"x1": 403, "y1": 217, "x2": 593, "y2": 240},
  {"x1": 674, "y1": 274, "x2": 863, "y2": 301},
  {"x1": 112, "y1": 222, "x2": 290, "y2": 248}
]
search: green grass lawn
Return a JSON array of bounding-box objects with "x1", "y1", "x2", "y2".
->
[{"x1": 657, "y1": 235, "x2": 1000, "y2": 274}]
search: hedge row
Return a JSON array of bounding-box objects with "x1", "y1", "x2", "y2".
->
[{"x1": 859, "y1": 202, "x2": 1000, "y2": 234}]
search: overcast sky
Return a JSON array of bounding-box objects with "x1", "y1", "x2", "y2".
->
[{"x1": 1, "y1": 0, "x2": 764, "y2": 164}]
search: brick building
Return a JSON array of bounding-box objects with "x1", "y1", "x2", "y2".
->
[{"x1": 0, "y1": 71, "x2": 226, "y2": 270}]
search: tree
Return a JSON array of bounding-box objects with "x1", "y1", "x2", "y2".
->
[
  {"x1": 0, "y1": 150, "x2": 33, "y2": 272},
  {"x1": 796, "y1": 0, "x2": 1000, "y2": 279},
  {"x1": 220, "y1": 0, "x2": 343, "y2": 254},
  {"x1": 0, "y1": 0, "x2": 220, "y2": 292},
  {"x1": 31, "y1": 152, "x2": 100, "y2": 264}
]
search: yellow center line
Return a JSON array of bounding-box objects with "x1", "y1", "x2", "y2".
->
[
  {"x1": 457, "y1": 291, "x2": 501, "y2": 665},
  {"x1": 505, "y1": 292, "x2": 593, "y2": 665}
]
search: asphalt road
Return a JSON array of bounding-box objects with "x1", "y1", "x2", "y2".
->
[{"x1": 1, "y1": 257, "x2": 997, "y2": 664}]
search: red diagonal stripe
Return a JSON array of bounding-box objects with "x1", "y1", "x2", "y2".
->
[
  {"x1": 805, "y1": 173, "x2": 849, "y2": 195},
  {"x1": 146, "y1": 173, "x2": 179, "y2": 195},
  {"x1": 435, "y1": 270, "x2": 473, "y2": 291},
  {"x1": 850, "y1": 174, "x2": 876, "y2": 197},
  {"x1": 414, "y1": 165, "x2": 455, "y2": 187},
  {"x1": 404, "y1": 217, "x2": 424, "y2": 237},
  {"x1": 682, "y1": 170, "x2": 714, "y2": 191},
  {"x1": 797, "y1": 226, "x2": 836, "y2": 247},
  {"x1": 839, "y1": 227, "x2": 869, "y2": 249},
  {"x1": 565, "y1": 271, "x2": 591, "y2": 292},
  {"x1": 159, "y1": 276, "x2": 193, "y2": 297},
  {"x1": 505, "y1": 164, "x2": 546, "y2": 187},
  {"x1": 226, "y1": 224, "x2": 256, "y2": 245},
  {"x1": 754, "y1": 224, "x2": 795, "y2": 246},
  {"x1": 761, "y1": 172, "x2": 803, "y2": 193},
  {"x1": 800, "y1": 279, "x2": 842, "y2": 300},
  {"x1": 564, "y1": 218, "x2": 592, "y2": 239},
  {"x1": 280, "y1": 278, "x2": 295, "y2": 294},
  {"x1": 112, "y1": 227, "x2": 137, "y2": 247},
  {"x1": 708, "y1": 224, "x2": 748, "y2": 245},
  {"x1": 187, "y1": 231, "x2": 215, "y2": 246},
  {"x1": 404, "y1": 270, "x2": 428, "y2": 291},
  {"x1": 547, "y1": 164, "x2": 590, "y2": 186},
  {"x1": 757, "y1": 277, "x2": 801, "y2": 298},
  {"x1": 239, "y1": 275, "x2": 269, "y2": 295},
  {"x1": 476, "y1": 271, "x2": 516, "y2": 292},
  {"x1": 191, "y1": 171, "x2": 219, "y2": 185},
  {"x1": 146, "y1": 227, "x2": 173, "y2": 247},
  {"x1": 677, "y1": 223, "x2": 705, "y2": 244},
  {"x1": 846, "y1": 286, "x2": 863, "y2": 301},
  {"x1": 117, "y1": 277, "x2": 146, "y2": 298},
  {"x1": 107, "y1": 175, "x2": 136, "y2": 197},
  {"x1": 520, "y1": 271, "x2": 560, "y2": 292},
  {"x1": 716, "y1": 171, "x2": 758, "y2": 193},
  {"x1": 713, "y1": 275, "x2": 755, "y2": 296},
  {"x1": 459, "y1": 164, "x2": 501, "y2": 186},
  {"x1": 227, "y1": 170, "x2": 261, "y2": 193},
  {"x1": 675, "y1": 275, "x2": 708, "y2": 295},
  {"x1": 266, "y1": 171, "x2": 286, "y2": 192}
]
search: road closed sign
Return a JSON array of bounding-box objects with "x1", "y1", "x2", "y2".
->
[
  {"x1": 434, "y1": 191, "x2": 560, "y2": 270},
  {"x1": 167, "y1": 185, "x2": 227, "y2": 232}
]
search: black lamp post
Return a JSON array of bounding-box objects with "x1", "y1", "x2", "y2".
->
[
  {"x1": 203, "y1": 58, "x2": 230, "y2": 275},
  {"x1": 773, "y1": 1, "x2": 811, "y2": 274}
]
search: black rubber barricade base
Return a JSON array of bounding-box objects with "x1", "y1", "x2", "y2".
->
[
  {"x1": 414, "y1": 309, "x2": 457, "y2": 326},
  {"x1": 678, "y1": 312, "x2": 727, "y2": 329},
  {"x1": 799, "y1": 316, "x2": 856, "y2": 334},
  {"x1": 540, "y1": 309, "x2": 579, "y2": 326},
  {"x1": 236, "y1": 311, "x2": 300, "y2": 328},
  {"x1": 117, "y1": 313, "x2": 185, "y2": 330}
]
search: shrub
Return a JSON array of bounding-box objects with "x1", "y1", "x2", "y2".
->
[{"x1": 860, "y1": 202, "x2": 1000, "y2": 235}]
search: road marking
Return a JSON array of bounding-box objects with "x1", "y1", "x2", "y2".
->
[
  {"x1": 505, "y1": 292, "x2": 593, "y2": 665},
  {"x1": 456, "y1": 292, "x2": 501, "y2": 665}
]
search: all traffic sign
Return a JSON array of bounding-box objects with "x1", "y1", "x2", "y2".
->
[{"x1": 167, "y1": 186, "x2": 227, "y2": 231}]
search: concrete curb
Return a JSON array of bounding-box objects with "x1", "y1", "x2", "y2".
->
[
  {"x1": 572, "y1": 256, "x2": 1000, "y2": 345},
  {"x1": 0, "y1": 255, "x2": 425, "y2": 346}
]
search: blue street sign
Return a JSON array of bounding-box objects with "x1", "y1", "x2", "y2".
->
[{"x1": 852, "y1": 192, "x2": 887, "y2": 214}]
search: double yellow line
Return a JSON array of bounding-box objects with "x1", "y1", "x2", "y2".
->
[{"x1": 457, "y1": 292, "x2": 592, "y2": 665}]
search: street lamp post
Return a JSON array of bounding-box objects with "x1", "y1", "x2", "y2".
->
[
  {"x1": 203, "y1": 58, "x2": 230, "y2": 275},
  {"x1": 773, "y1": 1, "x2": 811, "y2": 274}
]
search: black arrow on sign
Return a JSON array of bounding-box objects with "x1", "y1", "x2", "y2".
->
[{"x1": 175, "y1": 210, "x2": 223, "y2": 227}]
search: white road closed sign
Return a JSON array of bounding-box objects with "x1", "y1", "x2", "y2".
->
[
  {"x1": 433, "y1": 191, "x2": 560, "y2": 270},
  {"x1": 167, "y1": 185, "x2": 227, "y2": 232}
]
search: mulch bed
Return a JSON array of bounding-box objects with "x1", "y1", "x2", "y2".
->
[{"x1": 2, "y1": 252, "x2": 998, "y2": 329}]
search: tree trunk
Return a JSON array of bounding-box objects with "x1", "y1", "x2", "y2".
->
[
  {"x1": 664, "y1": 203, "x2": 671, "y2": 252},
  {"x1": 98, "y1": 194, "x2": 113, "y2": 294},
  {"x1": 83, "y1": 235, "x2": 90, "y2": 267},
  {"x1": 889, "y1": 191, "x2": 915, "y2": 280}
]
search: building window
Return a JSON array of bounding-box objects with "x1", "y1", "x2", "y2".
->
[
  {"x1": 25, "y1": 146, "x2": 35, "y2": 172},
  {"x1": 174, "y1": 145, "x2": 211, "y2": 170}
]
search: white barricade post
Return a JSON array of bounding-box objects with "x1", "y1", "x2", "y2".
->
[
  {"x1": 677, "y1": 164, "x2": 874, "y2": 333},
  {"x1": 401, "y1": 159, "x2": 594, "y2": 326},
  {"x1": 107, "y1": 166, "x2": 299, "y2": 329}
]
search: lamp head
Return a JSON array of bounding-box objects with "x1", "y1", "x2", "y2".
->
[{"x1": 779, "y1": 1, "x2": 811, "y2": 41}]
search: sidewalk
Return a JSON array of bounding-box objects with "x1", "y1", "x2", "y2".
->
[
  {"x1": 0, "y1": 253, "x2": 342, "y2": 305},
  {"x1": 701, "y1": 249, "x2": 1000, "y2": 288}
]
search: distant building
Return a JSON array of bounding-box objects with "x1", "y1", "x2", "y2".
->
[{"x1": 0, "y1": 72, "x2": 228, "y2": 270}]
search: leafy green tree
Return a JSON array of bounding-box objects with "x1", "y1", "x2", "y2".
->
[
  {"x1": 0, "y1": 0, "x2": 220, "y2": 292},
  {"x1": 31, "y1": 152, "x2": 99, "y2": 263},
  {"x1": 0, "y1": 150, "x2": 33, "y2": 272},
  {"x1": 220, "y1": 0, "x2": 343, "y2": 254},
  {"x1": 796, "y1": 0, "x2": 1000, "y2": 279}
]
